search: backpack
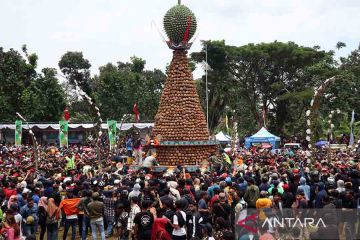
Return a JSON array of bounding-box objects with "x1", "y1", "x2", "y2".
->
[{"x1": 173, "y1": 211, "x2": 186, "y2": 228}]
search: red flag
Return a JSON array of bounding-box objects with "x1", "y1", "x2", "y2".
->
[
  {"x1": 64, "y1": 108, "x2": 70, "y2": 121},
  {"x1": 133, "y1": 103, "x2": 140, "y2": 123}
]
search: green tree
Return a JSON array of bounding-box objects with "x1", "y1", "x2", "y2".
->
[
  {"x1": 191, "y1": 40, "x2": 237, "y2": 133},
  {"x1": 0, "y1": 46, "x2": 37, "y2": 122},
  {"x1": 20, "y1": 68, "x2": 66, "y2": 121},
  {"x1": 192, "y1": 41, "x2": 336, "y2": 138},
  {"x1": 95, "y1": 56, "x2": 166, "y2": 121},
  {"x1": 58, "y1": 51, "x2": 92, "y2": 94}
]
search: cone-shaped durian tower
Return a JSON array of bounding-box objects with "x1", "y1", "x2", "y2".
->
[{"x1": 153, "y1": 2, "x2": 218, "y2": 166}]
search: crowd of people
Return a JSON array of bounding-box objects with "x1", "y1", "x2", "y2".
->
[{"x1": 0, "y1": 140, "x2": 359, "y2": 240}]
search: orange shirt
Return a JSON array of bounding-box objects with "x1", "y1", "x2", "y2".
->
[
  {"x1": 59, "y1": 198, "x2": 81, "y2": 216},
  {"x1": 256, "y1": 198, "x2": 272, "y2": 221}
]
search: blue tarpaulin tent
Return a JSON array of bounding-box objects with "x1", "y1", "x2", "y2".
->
[{"x1": 244, "y1": 127, "x2": 280, "y2": 149}]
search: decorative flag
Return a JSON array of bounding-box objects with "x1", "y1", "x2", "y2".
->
[
  {"x1": 59, "y1": 121, "x2": 69, "y2": 148},
  {"x1": 349, "y1": 110, "x2": 355, "y2": 146},
  {"x1": 64, "y1": 108, "x2": 70, "y2": 121},
  {"x1": 133, "y1": 103, "x2": 140, "y2": 123},
  {"x1": 262, "y1": 108, "x2": 267, "y2": 128},
  {"x1": 225, "y1": 115, "x2": 229, "y2": 132},
  {"x1": 107, "y1": 120, "x2": 117, "y2": 150},
  {"x1": 15, "y1": 120, "x2": 22, "y2": 146}
]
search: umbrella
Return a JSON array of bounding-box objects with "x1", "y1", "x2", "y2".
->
[{"x1": 315, "y1": 141, "x2": 329, "y2": 147}]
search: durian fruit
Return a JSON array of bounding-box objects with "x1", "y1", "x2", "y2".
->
[{"x1": 163, "y1": 4, "x2": 197, "y2": 45}]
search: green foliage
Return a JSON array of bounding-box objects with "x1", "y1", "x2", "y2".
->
[
  {"x1": 58, "y1": 51, "x2": 92, "y2": 94},
  {"x1": 2, "y1": 41, "x2": 360, "y2": 144},
  {"x1": 0, "y1": 47, "x2": 66, "y2": 122},
  {"x1": 191, "y1": 41, "x2": 338, "y2": 138},
  {"x1": 0, "y1": 47, "x2": 37, "y2": 121},
  {"x1": 20, "y1": 68, "x2": 66, "y2": 121},
  {"x1": 191, "y1": 40, "x2": 236, "y2": 133},
  {"x1": 95, "y1": 57, "x2": 166, "y2": 121}
]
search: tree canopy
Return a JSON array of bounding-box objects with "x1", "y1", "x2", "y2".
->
[{"x1": 1, "y1": 41, "x2": 360, "y2": 142}]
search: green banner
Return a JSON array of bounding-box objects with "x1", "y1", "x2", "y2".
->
[
  {"x1": 15, "y1": 120, "x2": 22, "y2": 146},
  {"x1": 107, "y1": 120, "x2": 117, "y2": 150},
  {"x1": 59, "y1": 121, "x2": 68, "y2": 148}
]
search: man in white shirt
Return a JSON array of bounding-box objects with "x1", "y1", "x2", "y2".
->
[
  {"x1": 127, "y1": 196, "x2": 141, "y2": 239},
  {"x1": 171, "y1": 200, "x2": 187, "y2": 240}
]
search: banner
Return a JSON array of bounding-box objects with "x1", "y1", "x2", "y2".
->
[
  {"x1": 15, "y1": 120, "x2": 22, "y2": 146},
  {"x1": 59, "y1": 121, "x2": 68, "y2": 148},
  {"x1": 107, "y1": 120, "x2": 117, "y2": 150}
]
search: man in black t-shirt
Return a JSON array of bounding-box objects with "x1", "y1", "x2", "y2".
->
[
  {"x1": 212, "y1": 193, "x2": 232, "y2": 225},
  {"x1": 134, "y1": 200, "x2": 154, "y2": 240}
]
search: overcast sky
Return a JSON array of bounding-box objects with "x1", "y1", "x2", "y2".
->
[{"x1": 1, "y1": 0, "x2": 360, "y2": 79}]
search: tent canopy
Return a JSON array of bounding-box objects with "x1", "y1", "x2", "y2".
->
[
  {"x1": 215, "y1": 131, "x2": 231, "y2": 142},
  {"x1": 244, "y1": 127, "x2": 280, "y2": 149}
]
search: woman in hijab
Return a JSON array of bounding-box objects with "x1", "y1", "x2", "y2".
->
[
  {"x1": 128, "y1": 183, "x2": 141, "y2": 200},
  {"x1": 46, "y1": 198, "x2": 60, "y2": 240},
  {"x1": 336, "y1": 180, "x2": 345, "y2": 193},
  {"x1": 38, "y1": 196, "x2": 48, "y2": 240},
  {"x1": 1, "y1": 214, "x2": 21, "y2": 240},
  {"x1": 168, "y1": 182, "x2": 180, "y2": 201},
  {"x1": 7, "y1": 195, "x2": 17, "y2": 209}
]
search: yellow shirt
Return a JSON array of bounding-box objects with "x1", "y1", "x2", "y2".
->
[{"x1": 256, "y1": 198, "x2": 272, "y2": 221}]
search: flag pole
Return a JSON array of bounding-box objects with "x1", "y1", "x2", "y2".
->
[
  {"x1": 205, "y1": 43, "x2": 209, "y2": 132},
  {"x1": 16, "y1": 113, "x2": 39, "y2": 171}
]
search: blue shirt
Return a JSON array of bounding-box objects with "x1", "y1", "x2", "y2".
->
[
  {"x1": 17, "y1": 193, "x2": 26, "y2": 208},
  {"x1": 126, "y1": 138, "x2": 133, "y2": 151},
  {"x1": 32, "y1": 195, "x2": 40, "y2": 204},
  {"x1": 207, "y1": 185, "x2": 219, "y2": 198},
  {"x1": 20, "y1": 204, "x2": 39, "y2": 222}
]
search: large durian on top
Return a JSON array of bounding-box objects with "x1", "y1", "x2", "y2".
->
[{"x1": 163, "y1": 4, "x2": 197, "y2": 45}]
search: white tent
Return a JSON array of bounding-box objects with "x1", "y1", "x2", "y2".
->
[{"x1": 215, "y1": 131, "x2": 231, "y2": 143}]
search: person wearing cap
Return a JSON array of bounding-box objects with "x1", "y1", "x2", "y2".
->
[{"x1": 87, "y1": 192, "x2": 105, "y2": 240}]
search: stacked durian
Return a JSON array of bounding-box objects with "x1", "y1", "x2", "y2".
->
[{"x1": 153, "y1": 3, "x2": 218, "y2": 166}]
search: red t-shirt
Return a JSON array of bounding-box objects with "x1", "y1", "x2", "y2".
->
[
  {"x1": 3, "y1": 188, "x2": 17, "y2": 200},
  {"x1": 210, "y1": 195, "x2": 219, "y2": 207}
]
